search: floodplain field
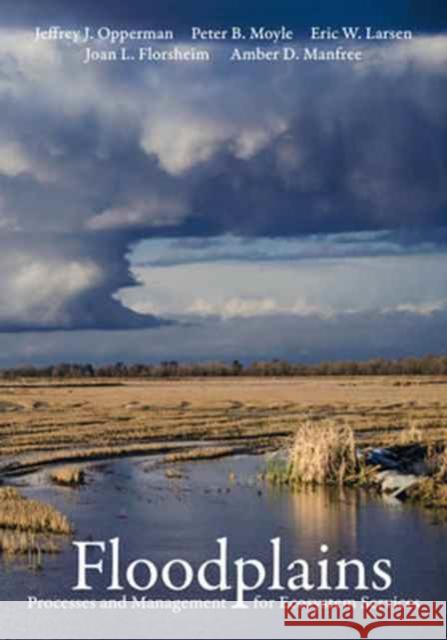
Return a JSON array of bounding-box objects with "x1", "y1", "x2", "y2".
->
[
  {"x1": 0, "y1": 376, "x2": 446, "y2": 475},
  {"x1": 0, "y1": 376, "x2": 445, "y2": 556}
]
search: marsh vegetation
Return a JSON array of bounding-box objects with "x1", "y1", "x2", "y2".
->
[
  {"x1": 265, "y1": 419, "x2": 447, "y2": 508},
  {"x1": 0, "y1": 486, "x2": 72, "y2": 557},
  {"x1": 265, "y1": 423, "x2": 363, "y2": 486},
  {"x1": 50, "y1": 466, "x2": 85, "y2": 487},
  {"x1": 0, "y1": 376, "x2": 445, "y2": 507}
]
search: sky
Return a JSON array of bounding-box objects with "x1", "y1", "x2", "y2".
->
[{"x1": 0, "y1": 1, "x2": 446, "y2": 365}]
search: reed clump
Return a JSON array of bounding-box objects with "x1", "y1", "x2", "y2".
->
[
  {"x1": 0, "y1": 486, "x2": 22, "y2": 501},
  {"x1": 0, "y1": 486, "x2": 72, "y2": 534},
  {"x1": 0, "y1": 530, "x2": 59, "y2": 555},
  {"x1": 267, "y1": 421, "x2": 361, "y2": 486},
  {"x1": 50, "y1": 466, "x2": 85, "y2": 486},
  {"x1": 289, "y1": 422, "x2": 358, "y2": 485}
]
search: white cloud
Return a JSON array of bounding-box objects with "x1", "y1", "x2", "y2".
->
[
  {"x1": 231, "y1": 120, "x2": 287, "y2": 160},
  {"x1": 141, "y1": 115, "x2": 230, "y2": 175},
  {"x1": 87, "y1": 195, "x2": 188, "y2": 230},
  {"x1": 141, "y1": 109, "x2": 287, "y2": 175},
  {"x1": 0, "y1": 141, "x2": 31, "y2": 177},
  {"x1": 0, "y1": 140, "x2": 56, "y2": 183},
  {"x1": 382, "y1": 300, "x2": 447, "y2": 317},
  {"x1": 186, "y1": 296, "x2": 327, "y2": 319},
  {"x1": 0, "y1": 29, "x2": 137, "y2": 118},
  {"x1": 187, "y1": 297, "x2": 279, "y2": 318},
  {"x1": 0, "y1": 254, "x2": 102, "y2": 327},
  {"x1": 118, "y1": 250, "x2": 447, "y2": 321},
  {"x1": 365, "y1": 35, "x2": 447, "y2": 72}
]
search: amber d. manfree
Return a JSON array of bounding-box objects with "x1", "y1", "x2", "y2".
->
[{"x1": 72, "y1": 537, "x2": 393, "y2": 606}]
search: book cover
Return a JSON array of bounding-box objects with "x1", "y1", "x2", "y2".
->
[{"x1": 0, "y1": 1, "x2": 445, "y2": 638}]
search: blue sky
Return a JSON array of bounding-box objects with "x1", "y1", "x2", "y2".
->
[{"x1": 0, "y1": 2, "x2": 446, "y2": 364}]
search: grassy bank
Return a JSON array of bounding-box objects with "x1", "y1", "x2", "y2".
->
[
  {"x1": 265, "y1": 421, "x2": 447, "y2": 509},
  {"x1": 0, "y1": 486, "x2": 72, "y2": 555}
]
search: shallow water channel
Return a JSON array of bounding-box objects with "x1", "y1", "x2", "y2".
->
[{"x1": 0, "y1": 454, "x2": 445, "y2": 601}]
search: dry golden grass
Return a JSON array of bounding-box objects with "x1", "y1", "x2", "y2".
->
[
  {"x1": 0, "y1": 486, "x2": 71, "y2": 534},
  {"x1": 399, "y1": 425, "x2": 447, "y2": 505},
  {"x1": 0, "y1": 377, "x2": 446, "y2": 475},
  {"x1": 399, "y1": 422, "x2": 425, "y2": 444},
  {"x1": 163, "y1": 445, "x2": 249, "y2": 463},
  {"x1": 265, "y1": 419, "x2": 446, "y2": 507},
  {"x1": 0, "y1": 487, "x2": 22, "y2": 500},
  {"x1": 0, "y1": 377, "x2": 445, "y2": 508},
  {"x1": 50, "y1": 466, "x2": 84, "y2": 486},
  {"x1": 0, "y1": 530, "x2": 59, "y2": 555},
  {"x1": 427, "y1": 445, "x2": 447, "y2": 481},
  {"x1": 408, "y1": 477, "x2": 447, "y2": 508},
  {"x1": 438, "y1": 448, "x2": 447, "y2": 480},
  {"x1": 288, "y1": 422, "x2": 358, "y2": 485},
  {"x1": 6, "y1": 442, "x2": 208, "y2": 475}
]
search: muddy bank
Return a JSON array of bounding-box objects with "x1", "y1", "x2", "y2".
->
[{"x1": 0, "y1": 441, "x2": 268, "y2": 478}]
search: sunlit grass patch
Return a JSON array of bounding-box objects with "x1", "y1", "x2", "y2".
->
[
  {"x1": 287, "y1": 421, "x2": 359, "y2": 485},
  {"x1": 163, "y1": 445, "x2": 246, "y2": 464},
  {"x1": 50, "y1": 466, "x2": 85, "y2": 486},
  {"x1": 265, "y1": 421, "x2": 371, "y2": 487},
  {"x1": 399, "y1": 421, "x2": 425, "y2": 444},
  {"x1": 0, "y1": 530, "x2": 59, "y2": 555},
  {"x1": 0, "y1": 486, "x2": 72, "y2": 534}
]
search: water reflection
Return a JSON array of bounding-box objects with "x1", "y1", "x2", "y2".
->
[{"x1": 285, "y1": 486, "x2": 359, "y2": 551}]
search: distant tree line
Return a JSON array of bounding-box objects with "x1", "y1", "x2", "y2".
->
[{"x1": 2, "y1": 355, "x2": 447, "y2": 379}]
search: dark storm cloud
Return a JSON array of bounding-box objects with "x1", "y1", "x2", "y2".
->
[
  {"x1": 2, "y1": 0, "x2": 447, "y2": 32},
  {"x1": 181, "y1": 59, "x2": 447, "y2": 236},
  {"x1": 0, "y1": 28, "x2": 446, "y2": 332}
]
